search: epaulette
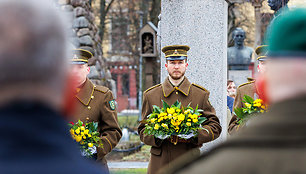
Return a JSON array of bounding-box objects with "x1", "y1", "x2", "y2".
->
[
  {"x1": 238, "y1": 81, "x2": 255, "y2": 88},
  {"x1": 144, "y1": 84, "x2": 161, "y2": 93},
  {"x1": 192, "y1": 83, "x2": 208, "y2": 92},
  {"x1": 94, "y1": 85, "x2": 109, "y2": 93}
]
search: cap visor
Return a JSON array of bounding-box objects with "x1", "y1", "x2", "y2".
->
[{"x1": 166, "y1": 56, "x2": 187, "y2": 61}]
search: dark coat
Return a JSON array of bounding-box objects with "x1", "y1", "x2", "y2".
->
[
  {"x1": 138, "y1": 77, "x2": 221, "y2": 174},
  {"x1": 227, "y1": 96, "x2": 234, "y2": 113},
  {"x1": 162, "y1": 96, "x2": 306, "y2": 174},
  {"x1": 0, "y1": 100, "x2": 106, "y2": 174}
]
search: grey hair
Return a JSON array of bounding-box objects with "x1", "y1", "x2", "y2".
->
[{"x1": 0, "y1": 0, "x2": 70, "y2": 94}]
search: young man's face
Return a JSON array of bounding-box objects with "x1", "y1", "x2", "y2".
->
[
  {"x1": 69, "y1": 64, "x2": 90, "y2": 87},
  {"x1": 257, "y1": 61, "x2": 267, "y2": 74},
  {"x1": 227, "y1": 82, "x2": 236, "y2": 97},
  {"x1": 165, "y1": 59, "x2": 188, "y2": 80}
]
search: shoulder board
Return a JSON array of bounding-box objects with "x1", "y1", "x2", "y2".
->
[
  {"x1": 238, "y1": 81, "x2": 255, "y2": 88},
  {"x1": 144, "y1": 84, "x2": 161, "y2": 93},
  {"x1": 94, "y1": 85, "x2": 109, "y2": 93},
  {"x1": 192, "y1": 83, "x2": 208, "y2": 92}
]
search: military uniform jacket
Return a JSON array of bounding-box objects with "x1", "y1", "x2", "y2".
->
[
  {"x1": 138, "y1": 77, "x2": 221, "y2": 174},
  {"x1": 162, "y1": 96, "x2": 306, "y2": 174},
  {"x1": 73, "y1": 78, "x2": 122, "y2": 167},
  {"x1": 228, "y1": 81, "x2": 256, "y2": 134}
]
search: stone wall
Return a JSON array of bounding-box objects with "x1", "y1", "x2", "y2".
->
[{"x1": 57, "y1": 0, "x2": 114, "y2": 89}]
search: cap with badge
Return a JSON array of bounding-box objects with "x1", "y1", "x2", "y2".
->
[
  {"x1": 255, "y1": 45, "x2": 268, "y2": 62},
  {"x1": 71, "y1": 48, "x2": 93, "y2": 64},
  {"x1": 161, "y1": 45, "x2": 190, "y2": 61}
]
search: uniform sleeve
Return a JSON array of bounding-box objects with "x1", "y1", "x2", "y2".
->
[
  {"x1": 228, "y1": 87, "x2": 243, "y2": 134},
  {"x1": 98, "y1": 90, "x2": 122, "y2": 156},
  {"x1": 137, "y1": 93, "x2": 162, "y2": 147},
  {"x1": 194, "y1": 91, "x2": 222, "y2": 145}
]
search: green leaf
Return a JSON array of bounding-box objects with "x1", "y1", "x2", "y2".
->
[
  {"x1": 243, "y1": 95, "x2": 254, "y2": 104},
  {"x1": 153, "y1": 105, "x2": 162, "y2": 113},
  {"x1": 162, "y1": 100, "x2": 170, "y2": 110},
  {"x1": 234, "y1": 108, "x2": 245, "y2": 120},
  {"x1": 173, "y1": 100, "x2": 180, "y2": 108}
]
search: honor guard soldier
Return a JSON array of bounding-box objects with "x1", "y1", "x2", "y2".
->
[
  {"x1": 138, "y1": 45, "x2": 221, "y2": 174},
  {"x1": 162, "y1": 8, "x2": 306, "y2": 174},
  {"x1": 70, "y1": 48, "x2": 122, "y2": 172},
  {"x1": 228, "y1": 45, "x2": 268, "y2": 134}
]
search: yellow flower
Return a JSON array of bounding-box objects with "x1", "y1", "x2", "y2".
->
[
  {"x1": 70, "y1": 129, "x2": 75, "y2": 135},
  {"x1": 254, "y1": 99, "x2": 263, "y2": 104},
  {"x1": 192, "y1": 114, "x2": 198, "y2": 119},
  {"x1": 161, "y1": 123, "x2": 168, "y2": 129},
  {"x1": 75, "y1": 136, "x2": 82, "y2": 142},
  {"x1": 158, "y1": 117, "x2": 163, "y2": 122},
  {"x1": 82, "y1": 136, "x2": 86, "y2": 139},
  {"x1": 88, "y1": 143, "x2": 93, "y2": 147},
  {"x1": 176, "y1": 109, "x2": 181, "y2": 113},
  {"x1": 87, "y1": 134, "x2": 92, "y2": 138},
  {"x1": 167, "y1": 108, "x2": 175, "y2": 115},
  {"x1": 80, "y1": 126, "x2": 85, "y2": 131},
  {"x1": 187, "y1": 119, "x2": 191, "y2": 121},
  {"x1": 154, "y1": 124, "x2": 160, "y2": 130},
  {"x1": 245, "y1": 103, "x2": 252, "y2": 108},
  {"x1": 261, "y1": 105, "x2": 266, "y2": 109},
  {"x1": 171, "y1": 119, "x2": 176, "y2": 126},
  {"x1": 84, "y1": 129, "x2": 89, "y2": 135},
  {"x1": 184, "y1": 109, "x2": 191, "y2": 114},
  {"x1": 178, "y1": 114, "x2": 185, "y2": 121},
  {"x1": 75, "y1": 128, "x2": 80, "y2": 134},
  {"x1": 150, "y1": 118, "x2": 156, "y2": 123},
  {"x1": 260, "y1": 110, "x2": 265, "y2": 113},
  {"x1": 253, "y1": 103, "x2": 261, "y2": 107},
  {"x1": 186, "y1": 122, "x2": 191, "y2": 126},
  {"x1": 193, "y1": 118, "x2": 198, "y2": 123}
]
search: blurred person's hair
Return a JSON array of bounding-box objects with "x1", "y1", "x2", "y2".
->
[
  {"x1": 0, "y1": 0, "x2": 70, "y2": 107},
  {"x1": 227, "y1": 80, "x2": 234, "y2": 87}
]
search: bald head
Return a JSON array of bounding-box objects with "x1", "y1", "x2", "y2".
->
[{"x1": 0, "y1": 0, "x2": 69, "y2": 107}]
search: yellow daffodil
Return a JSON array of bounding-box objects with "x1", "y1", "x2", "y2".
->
[
  {"x1": 187, "y1": 119, "x2": 191, "y2": 122},
  {"x1": 82, "y1": 136, "x2": 86, "y2": 139},
  {"x1": 161, "y1": 123, "x2": 168, "y2": 129},
  {"x1": 87, "y1": 134, "x2": 92, "y2": 138},
  {"x1": 176, "y1": 109, "x2": 181, "y2": 113},
  {"x1": 253, "y1": 103, "x2": 261, "y2": 107},
  {"x1": 75, "y1": 135, "x2": 82, "y2": 142},
  {"x1": 193, "y1": 118, "x2": 198, "y2": 123},
  {"x1": 80, "y1": 126, "x2": 85, "y2": 131},
  {"x1": 261, "y1": 105, "x2": 266, "y2": 109},
  {"x1": 260, "y1": 110, "x2": 265, "y2": 113},
  {"x1": 70, "y1": 129, "x2": 75, "y2": 135},
  {"x1": 154, "y1": 124, "x2": 160, "y2": 130},
  {"x1": 245, "y1": 103, "x2": 252, "y2": 108},
  {"x1": 75, "y1": 128, "x2": 80, "y2": 134},
  {"x1": 178, "y1": 114, "x2": 185, "y2": 121},
  {"x1": 167, "y1": 108, "x2": 175, "y2": 115},
  {"x1": 186, "y1": 122, "x2": 191, "y2": 126},
  {"x1": 88, "y1": 143, "x2": 93, "y2": 147},
  {"x1": 84, "y1": 129, "x2": 89, "y2": 135}
]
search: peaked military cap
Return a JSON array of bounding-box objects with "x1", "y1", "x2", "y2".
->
[
  {"x1": 162, "y1": 45, "x2": 190, "y2": 60},
  {"x1": 267, "y1": 8, "x2": 306, "y2": 58},
  {"x1": 255, "y1": 45, "x2": 268, "y2": 61},
  {"x1": 71, "y1": 48, "x2": 93, "y2": 64}
]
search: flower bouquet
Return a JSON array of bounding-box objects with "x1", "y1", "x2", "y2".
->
[
  {"x1": 143, "y1": 100, "x2": 207, "y2": 142},
  {"x1": 234, "y1": 95, "x2": 267, "y2": 125},
  {"x1": 68, "y1": 120, "x2": 103, "y2": 158}
]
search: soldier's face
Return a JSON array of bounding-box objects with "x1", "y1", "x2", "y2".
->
[
  {"x1": 69, "y1": 64, "x2": 90, "y2": 87},
  {"x1": 257, "y1": 61, "x2": 267, "y2": 74},
  {"x1": 165, "y1": 60, "x2": 188, "y2": 80}
]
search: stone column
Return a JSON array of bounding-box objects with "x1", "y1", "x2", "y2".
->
[{"x1": 160, "y1": 0, "x2": 228, "y2": 151}]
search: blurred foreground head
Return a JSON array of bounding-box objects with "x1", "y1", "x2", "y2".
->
[
  {"x1": 0, "y1": 0, "x2": 68, "y2": 109},
  {"x1": 265, "y1": 8, "x2": 306, "y2": 104}
]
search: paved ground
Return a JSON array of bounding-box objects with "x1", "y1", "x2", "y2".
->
[{"x1": 108, "y1": 162, "x2": 149, "y2": 169}]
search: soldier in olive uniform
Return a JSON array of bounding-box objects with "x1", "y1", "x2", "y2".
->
[
  {"x1": 70, "y1": 49, "x2": 122, "y2": 172},
  {"x1": 163, "y1": 8, "x2": 306, "y2": 174},
  {"x1": 228, "y1": 45, "x2": 268, "y2": 134},
  {"x1": 138, "y1": 45, "x2": 221, "y2": 174}
]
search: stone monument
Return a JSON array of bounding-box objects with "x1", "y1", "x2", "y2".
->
[
  {"x1": 268, "y1": 0, "x2": 290, "y2": 16},
  {"x1": 160, "y1": 0, "x2": 228, "y2": 150}
]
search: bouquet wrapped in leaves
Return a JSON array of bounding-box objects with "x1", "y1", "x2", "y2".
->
[
  {"x1": 68, "y1": 120, "x2": 103, "y2": 158},
  {"x1": 234, "y1": 95, "x2": 267, "y2": 125},
  {"x1": 143, "y1": 100, "x2": 207, "y2": 141}
]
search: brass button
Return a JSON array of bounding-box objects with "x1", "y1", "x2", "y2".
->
[
  {"x1": 88, "y1": 106, "x2": 91, "y2": 110},
  {"x1": 176, "y1": 92, "x2": 178, "y2": 95},
  {"x1": 91, "y1": 96, "x2": 94, "y2": 99}
]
